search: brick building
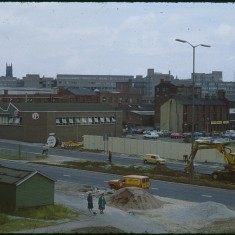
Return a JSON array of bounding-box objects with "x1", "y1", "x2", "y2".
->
[
  {"x1": 160, "y1": 95, "x2": 229, "y2": 133},
  {"x1": 0, "y1": 102, "x2": 122, "y2": 143}
]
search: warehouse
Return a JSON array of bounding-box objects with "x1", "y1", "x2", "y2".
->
[{"x1": 0, "y1": 102, "x2": 122, "y2": 143}]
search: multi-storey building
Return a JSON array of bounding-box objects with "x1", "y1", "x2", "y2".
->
[
  {"x1": 190, "y1": 71, "x2": 235, "y2": 98},
  {"x1": 23, "y1": 74, "x2": 56, "y2": 88},
  {"x1": 133, "y1": 68, "x2": 174, "y2": 97},
  {"x1": 56, "y1": 74, "x2": 134, "y2": 92}
]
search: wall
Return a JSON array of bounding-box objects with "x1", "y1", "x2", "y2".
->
[
  {"x1": 83, "y1": 135, "x2": 232, "y2": 164},
  {"x1": 16, "y1": 174, "x2": 54, "y2": 209}
]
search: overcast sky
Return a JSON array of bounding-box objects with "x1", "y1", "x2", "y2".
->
[{"x1": 0, "y1": 2, "x2": 235, "y2": 81}]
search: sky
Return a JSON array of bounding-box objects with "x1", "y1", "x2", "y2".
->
[{"x1": 0, "y1": 2, "x2": 235, "y2": 81}]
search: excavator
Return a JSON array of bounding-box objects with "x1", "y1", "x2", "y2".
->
[{"x1": 185, "y1": 141, "x2": 235, "y2": 181}]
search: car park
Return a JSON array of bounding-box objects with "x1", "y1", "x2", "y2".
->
[{"x1": 143, "y1": 154, "x2": 166, "y2": 164}]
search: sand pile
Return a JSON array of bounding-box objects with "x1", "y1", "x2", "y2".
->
[{"x1": 107, "y1": 187, "x2": 165, "y2": 211}]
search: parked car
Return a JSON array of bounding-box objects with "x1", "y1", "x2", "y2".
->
[
  {"x1": 143, "y1": 132, "x2": 159, "y2": 139},
  {"x1": 143, "y1": 154, "x2": 166, "y2": 165},
  {"x1": 195, "y1": 137, "x2": 214, "y2": 143},
  {"x1": 158, "y1": 130, "x2": 172, "y2": 137},
  {"x1": 136, "y1": 128, "x2": 145, "y2": 134},
  {"x1": 222, "y1": 133, "x2": 235, "y2": 139},
  {"x1": 212, "y1": 138, "x2": 232, "y2": 144},
  {"x1": 170, "y1": 133, "x2": 184, "y2": 139}
]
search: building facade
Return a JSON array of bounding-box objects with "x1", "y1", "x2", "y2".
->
[
  {"x1": 56, "y1": 74, "x2": 134, "y2": 92},
  {"x1": 23, "y1": 74, "x2": 56, "y2": 88},
  {"x1": 0, "y1": 102, "x2": 122, "y2": 143},
  {"x1": 154, "y1": 80, "x2": 202, "y2": 129},
  {"x1": 160, "y1": 95, "x2": 229, "y2": 133}
]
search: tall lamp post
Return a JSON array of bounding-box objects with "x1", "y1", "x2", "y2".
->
[{"x1": 175, "y1": 38, "x2": 210, "y2": 179}]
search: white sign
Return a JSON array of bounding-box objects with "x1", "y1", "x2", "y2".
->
[
  {"x1": 32, "y1": 112, "x2": 39, "y2": 120},
  {"x1": 47, "y1": 135, "x2": 57, "y2": 147}
]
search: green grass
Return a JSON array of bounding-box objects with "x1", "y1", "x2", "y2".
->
[
  {"x1": 0, "y1": 204, "x2": 79, "y2": 233},
  {"x1": 0, "y1": 217, "x2": 57, "y2": 233},
  {"x1": 0, "y1": 153, "x2": 48, "y2": 160},
  {"x1": 11, "y1": 204, "x2": 78, "y2": 220}
]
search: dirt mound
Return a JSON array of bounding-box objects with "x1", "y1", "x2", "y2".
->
[{"x1": 107, "y1": 187, "x2": 165, "y2": 211}]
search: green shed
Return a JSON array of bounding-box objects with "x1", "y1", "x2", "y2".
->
[{"x1": 0, "y1": 165, "x2": 55, "y2": 210}]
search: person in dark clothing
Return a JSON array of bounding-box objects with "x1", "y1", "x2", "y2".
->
[
  {"x1": 108, "y1": 151, "x2": 112, "y2": 163},
  {"x1": 98, "y1": 193, "x2": 106, "y2": 214},
  {"x1": 87, "y1": 193, "x2": 93, "y2": 213}
]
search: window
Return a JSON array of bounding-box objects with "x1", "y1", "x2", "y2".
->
[
  {"x1": 15, "y1": 118, "x2": 20, "y2": 124},
  {"x1": 8, "y1": 118, "x2": 13, "y2": 124},
  {"x1": 105, "y1": 117, "x2": 111, "y2": 123},
  {"x1": 112, "y1": 117, "x2": 116, "y2": 122},
  {"x1": 94, "y1": 117, "x2": 99, "y2": 124},
  {"x1": 88, "y1": 117, "x2": 93, "y2": 124},
  {"x1": 81, "y1": 118, "x2": 87, "y2": 124},
  {"x1": 69, "y1": 118, "x2": 74, "y2": 124},
  {"x1": 62, "y1": 118, "x2": 67, "y2": 125},
  {"x1": 56, "y1": 118, "x2": 60, "y2": 125},
  {"x1": 75, "y1": 117, "x2": 80, "y2": 124},
  {"x1": 100, "y1": 117, "x2": 104, "y2": 123}
]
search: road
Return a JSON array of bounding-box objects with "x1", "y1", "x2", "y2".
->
[
  {"x1": 1, "y1": 159, "x2": 235, "y2": 210},
  {"x1": 0, "y1": 140, "x2": 225, "y2": 175}
]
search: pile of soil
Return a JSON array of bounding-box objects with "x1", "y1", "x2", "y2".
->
[{"x1": 107, "y1": 187, "x2": 165, "y2": 211}]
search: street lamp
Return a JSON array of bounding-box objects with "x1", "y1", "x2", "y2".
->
[{"x1": 175, "y1": 38, "x2": 211, "y2": 179}]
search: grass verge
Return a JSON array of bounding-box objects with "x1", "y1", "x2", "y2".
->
[
  {"x1": 0, "y1": 204, "x2": 79, "y2": 233},
  {"x1": 0, "y1": 153, "x2": 48, "y2": 161}
]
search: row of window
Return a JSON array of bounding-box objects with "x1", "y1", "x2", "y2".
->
[
  {"x1": 56, "y1": 116, "x2": 116, "y2": 126},
  {"x1": 0, "y1": 117, "x2": 21, "y2": 125}
]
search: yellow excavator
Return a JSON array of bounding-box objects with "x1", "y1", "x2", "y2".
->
[{"x1": 185, "y1": 141, "x2": 235, "y2": 180}]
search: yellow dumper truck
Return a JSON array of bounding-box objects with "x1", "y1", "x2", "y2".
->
[{"x1": 107, "y1": 175, "x2": 150, "y2": 190}]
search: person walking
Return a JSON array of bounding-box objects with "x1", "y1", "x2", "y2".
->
[
  {"x1": 108, "y1": 151, "x2": 112, "y2": 163},
  {"x1": 98, "y1": 193, "x2": 106, "y2": 214},
  {"x1": 42, "y1": 144, "x2": 49, "y2": 155},
  {"x1": 87, "y1": 193, "x2": 93, "y2": 213}
]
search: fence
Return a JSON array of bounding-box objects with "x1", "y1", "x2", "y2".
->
[
  {"x1": 0, "y1": 147, "x2": 40, "y2": 160},
  {"x1": 83, "y1": 135, "x2": 235, "y2": 164}
]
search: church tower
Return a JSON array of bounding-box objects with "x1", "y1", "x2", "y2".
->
[{"x1": 6, "y1": 63, "x2": 13, "y2": 77}]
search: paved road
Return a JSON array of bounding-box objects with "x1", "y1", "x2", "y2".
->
[
  {"x1": 1, "y1": 158, "x2": 235, "y2": 209},
  {"x1": 0, "y1": 139, "x2": 225, "y2": 175}
]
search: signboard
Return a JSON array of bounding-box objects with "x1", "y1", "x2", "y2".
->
[
  {"x1": 32, "y1": 112, "x2": 39, "y2": 120},
  {"x1": 47, "y1": 135, "x2": 57, "y2": 147},
  {"x1": 211, "y1": 120, "x2": 229, "y2": 125}
]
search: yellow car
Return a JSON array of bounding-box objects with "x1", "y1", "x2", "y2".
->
[{"x1": 143, "y1": 154, "x2": 166, "y2": 165}]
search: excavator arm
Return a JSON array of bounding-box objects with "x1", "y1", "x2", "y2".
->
[{"x1": 185, "y1": 142, "x2": 235, "y2": 180}]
